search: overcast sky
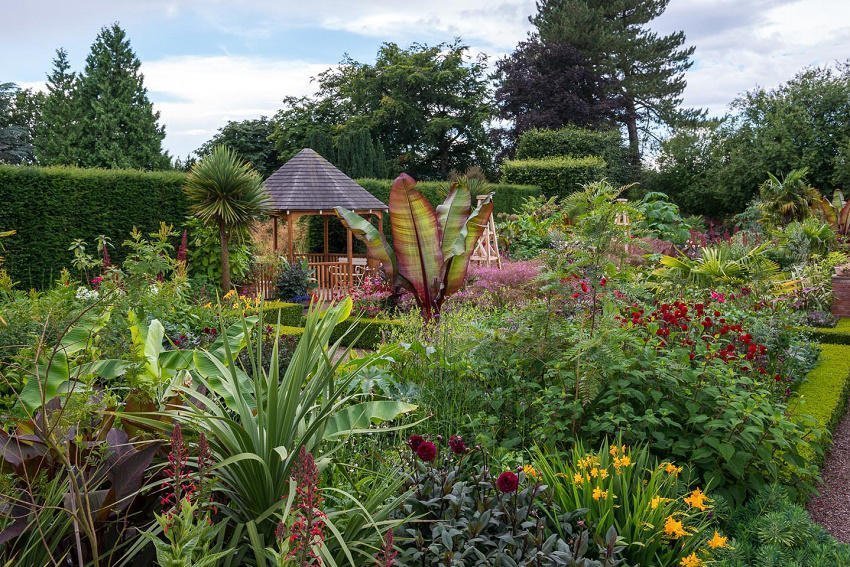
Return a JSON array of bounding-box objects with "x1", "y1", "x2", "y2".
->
[{"x1": 3, "y1": 0, "x2": 849, "y2": 159}]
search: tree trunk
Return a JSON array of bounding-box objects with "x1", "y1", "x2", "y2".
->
[
  {"x1": 219, "y1": 223, "x2": 231, "y2": 292},
  {"x1": 624, "y1": 96, "x2": 640, "y2": 168}
]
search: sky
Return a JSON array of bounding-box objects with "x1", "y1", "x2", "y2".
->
[{"x1": 3, "y1": 0, "x2": 849, "y2": 159}]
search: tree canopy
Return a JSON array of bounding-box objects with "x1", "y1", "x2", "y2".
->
[
  {"x1": 196, "y1": 117, "x2": 282, "y2": 179},
  {"x1": 0, "y1": 83, "x2": 40, "y2": 165},
  {"x1": 270, "y1": 41, "x2": 494, "y2": 179},
  {"x1": 34, "y1": 48, "x2": 78, "y2": 166},
  {"x1": 532, "y1": 0, "x2": 701, "y2": 164}
]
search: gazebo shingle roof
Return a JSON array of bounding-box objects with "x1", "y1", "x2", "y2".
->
[{"x1": 264, "y1": 148, "x2": 388, "y2": 212}]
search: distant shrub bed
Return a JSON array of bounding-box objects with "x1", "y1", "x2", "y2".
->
[
  {"x1": 0, "y1": 165, "x2": 188, "y2": 289},
  {"x1": 501, "y1": 155, "x2": 607, "y2": 198}
]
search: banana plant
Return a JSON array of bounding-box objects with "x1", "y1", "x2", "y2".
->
[{"x1": 336, "y1": 173, "x2": 493, "y2": 321}]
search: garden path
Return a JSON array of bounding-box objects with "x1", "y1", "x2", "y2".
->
[{"x1": 808, "y1": 406, "x2": 850, "y2": 542}]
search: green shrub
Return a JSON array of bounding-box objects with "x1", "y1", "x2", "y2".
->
[
  {"x1": 788, "y1": 343, "x2": 850, "y2": 435},
  {"x1": 185, "y1": 217, "x2": 253, "y2": 288},
  {"x1": 803, "y1": 318, "x2": 850, "y2": 344},
  {"x1": 501, "y1": 156, "x2": 607, "y2": 198},
  {"x1": 328, "y1": 317, "x2": 403, "y2": 349},
  {"x1": 0, "y1": 165, "x2": 188, "y2": 289},
  {"x1": 515, "y1": 126, "x2": 633, "y2": 184},
  {"x1": 253, "y1": 300, "x2": 303, "y2": 326},
  {"x1": 716, "y1": 485, "x2": 850, "y2": 566}
]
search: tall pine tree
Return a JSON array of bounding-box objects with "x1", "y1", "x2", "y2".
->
[
  {"x1": 35, "y1": 48, "x2": 78, "y2": 165},
  {"x1": 533, "y1": 0, "x2": 702, "y2": 165},
  {"x1": 74, "y1": 23, "x2": 169, "y2": 169}
]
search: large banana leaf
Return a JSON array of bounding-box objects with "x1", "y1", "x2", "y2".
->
[
  {"x1": 323, "y1": 400, "x2": 418, "y2": 440},
  {"x1": 389, "y1": 174, "x2": 444, "y2": 316},
  {"x1": 444, "y1": 195, "x2": 493, "y2": 296},
  {"x1": 435, "y1": 181, "x2": 471, "y2": 257}
]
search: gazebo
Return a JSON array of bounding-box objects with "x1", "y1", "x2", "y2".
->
[{"x1": 264, "y1": 148, "x2": 388, "y2": 298}]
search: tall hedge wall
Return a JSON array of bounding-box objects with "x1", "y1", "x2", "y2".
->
[
  {"x1": 307, "y1": 178, "x2": 542, "y2": 252},
  {"x1": 515, "y1": 127, "x2": 635, "y2": 185},
  {"x1": 0, "y1": 165, "x2": 188, "y2": 289},
  {"x1": 501, "y1": 156, "x2": 607, "y2": 199}
]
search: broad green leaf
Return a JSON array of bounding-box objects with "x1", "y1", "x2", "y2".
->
[
  {"x1": 435, "y1": 181, "x2": 471, "y2": 257},
  {"x1": 323, "y1": 400, "x2": 418, "y2": 440},
  {"x1": 444, "y1": 195, "x2": 493, "y2": 295},
  {"x1": 76, "y1": 359, "x2": 133, "y2": 380},
  {"x1": 18, "y1": 351, "x2": 70, "y2": 413},
  {"x1": 389, "y1": 173, "x2": 444, "y2": 312}
]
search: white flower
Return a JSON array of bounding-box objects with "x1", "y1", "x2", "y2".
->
[
  {"x1": 75, "y1": 286, "x2": 99, "y2": 301},
  {"x1": 149, "y1": 284, "x2": 160, "y2": 295}
]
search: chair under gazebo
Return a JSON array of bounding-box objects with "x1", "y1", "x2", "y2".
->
[{"x1": 263, "y1": 148, "x2": 388, "y2": 299}]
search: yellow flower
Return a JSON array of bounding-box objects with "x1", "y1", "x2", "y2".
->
[
  {"x1": 573, "y1": 472, "x2": 585, "y2": 485},
  {"x1": 684, "y1": 488, "x2": 709, "y2": 511},
  {"x1": 203, "y1": 302, "x2": 212, "y2": 308},
  {"x1": 707, "y1": 531, "x2": 728, "y2": 549},
  {"x1": 592, "y1": 486, "x2": 608, "y2": 501},
  {"x1": 680, "y1": 553, "x2": 702, "y2": 567},
  {"x1": 650, "y1": 496, "x2": 666, "y2": 510},
  {"x1": 613, "y1": 455, "x2": 632, "y2": 471},
  {"x1": 598, "y1": 468, "x2": 609, "y2": 479},
  {"x1": 663, "y1": 462, "x2": 682, "y2": 476},
  {"x1": 663, "y1": 516, "x2": 687, "y2": 539},
  {"x1": 523, "y1": 464, "x2": 540, "y2": 480},
  {"x1": 590, "y1": 467, "x2": 599, "y2": 479},
  {"x1": 610, "y1": 445, "x2": 619, "y2": 457}
]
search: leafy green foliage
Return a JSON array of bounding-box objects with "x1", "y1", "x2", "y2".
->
[
  {"x1": 0, "y1": 165, "x2": 188, "y2": 289},
  {"x1": 716, "y1": 485, "x2": 850, "y2": 566},
  {"x1": 0, "y1": 82, "x2": 38, "y2": 164},
  {"x1": 652, "y1": 242, "x2": 781, "y2": 291},
  {"x1": 501, "y1": 155, "x2": 607, "y2": 198},
  {"x1": 395, "y1": 442, "x2": 626, "y2": 566},
  {"x1": 185, "y1": 217, "x2": 253, "y2": 289},
  {"x1": 497, "y1": 195, "x2": 567, "y2": 259},
  {"x1": 634, "y1": 192, "x2": 691, "y2": 244},
  {"x1": 758, "y1": 168, "x2": 826, "y2": 226},
  {"x1": 535, "y1": 441, "x2": 723, "y2": 566},
  {"x1": 275, "y1": 258, "x2": 315, "y2": 302},
  {"x1": 195, "y1": 117, "x2": 282, "y2": 179}
]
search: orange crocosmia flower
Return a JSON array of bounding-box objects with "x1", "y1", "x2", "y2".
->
[
  {"x1": 707, "y1": 531, "x2": 728, "y2": 549},
  {"x1": 664, "y1": 516, "x2": 687, "y2": 539},
  {"x1": 684, "y1": 488, "x2": 709, "y2": 511},
  {"x1": 680, "y1": 552, "x2": 702, "y2": 567}
]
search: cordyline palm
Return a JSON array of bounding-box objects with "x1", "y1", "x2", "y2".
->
[
  {"x1": 759, "y1": 168, "x2": 824, "y2": 226},
  {"x1": 336, "y1": 173, "x2": 493, "y2": 322},
  {"x1": 183, "y1": 145, "x2": 268, "y2": 291}
]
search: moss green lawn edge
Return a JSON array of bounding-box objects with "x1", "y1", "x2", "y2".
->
[
  {"x1": 788, "y1": 344, "x2": 850, "y2": 463},
  {"x1": 801, "y1": 318, "x2": 850, "y2": 345}
]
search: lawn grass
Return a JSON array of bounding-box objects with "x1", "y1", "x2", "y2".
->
[{"x1": 789, "y1": 343, "x2": 850, "y2": 436}]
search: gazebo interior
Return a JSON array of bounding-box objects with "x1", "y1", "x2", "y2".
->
[{"x1": 263, "y1": 148, "x2": 388, "y2": 298}]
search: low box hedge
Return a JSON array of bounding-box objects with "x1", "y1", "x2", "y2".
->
[
  {"x1": 224, "y1": 301, "x2": 303, "y2": 327},
  {"x1": 329, "y1": 317, "x2": 404, "y2": 349},
  {"x1": 802, "y1": 318, "x2": 850, "y2": 345},
  {"x1": 501, "y1": 156, "x2": 607, "y2": 199},
  {"x1": 788, "y1": 344, "x2": 850, "y2": 461}
]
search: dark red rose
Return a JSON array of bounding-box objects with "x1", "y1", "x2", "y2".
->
[
  {"x1": 407, "y1": 434, "x2": 424, "y2": 452},
  {"x1": 448, "y1": 435, "x2": 466, "y2": 455},
  {"x1": 496, "y1": 471, "x2": 519, "y2": 493},
  {"x1": 415, "y1": 441, "x2": 437, "y2": 462}
]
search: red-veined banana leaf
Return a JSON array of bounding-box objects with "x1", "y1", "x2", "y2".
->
[
  {"x1": 444, "y1": 195, "x2": 494, "y2": 295},
  {"x1": 436, "y1": 181, "x2": 472, "y2": 257},
  {"x1": 839, "y1": 199, "x2": 850, "y2": 235},
  {"x1": 389, "y1": 173, "x2": 445, "y2": 317}
]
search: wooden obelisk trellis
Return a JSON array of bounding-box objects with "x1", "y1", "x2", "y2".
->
[{"x1": 470, "y1": 194, "x2": 502, "y2": 269}]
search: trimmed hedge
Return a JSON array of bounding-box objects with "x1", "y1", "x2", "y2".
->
[
  {"x1": 515, "y1": 127, "x2": 635, "y2": 185},
  {"x1": 254, "y1": 301, "x2": 304, "y2": 327},
  {"x1": 329, "y1": 317, "x2": 404, "y2": 349},
  {"x1": 501, "y1": 156, "x2": 607, "y2": 199},
  {"x1": 516, "y1": 127, "x2": 621, "y2": 160},
  {"x1": 803, "y1": 319, "x2": 850, "y2": 345},
  {"x1": 307, "y1": 179, "x2": 542, "y2": 252},
  {"x1": 788, "y1": 343, "x2": 850, "y2": 461},
  {"x1": 0, "y1": 165, "x2": 188, "y2": 289}
]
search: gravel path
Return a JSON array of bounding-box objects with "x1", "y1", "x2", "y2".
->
[{"x1": 808, "y1": 407, "x2": 850, "y2": 542}]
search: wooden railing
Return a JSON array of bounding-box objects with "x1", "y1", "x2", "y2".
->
[{"x1": 244, "y1": 255, "x2": 372, "y2": 301}]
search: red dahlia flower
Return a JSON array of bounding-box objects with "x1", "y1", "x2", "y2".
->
[
  {"x1": 415, "y1": 441, "x2": 437, "y2": 462},
  {"x1": 496, "y1": 471, "x2": 519, "y2": 493}
]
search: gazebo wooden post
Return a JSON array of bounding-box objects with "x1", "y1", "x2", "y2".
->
[
  {"x1": 346, "y1": 226, "x2": 353, "y2": 288},
  {"x1": 323, "y1": 215, "x2": 329, "y2": 262},
  {"x1": 272, "y1": 215, "x2": 278, "y2": 253},
  {"x1": 286, "y1": 212, "x2": 294, "y2": 262}
]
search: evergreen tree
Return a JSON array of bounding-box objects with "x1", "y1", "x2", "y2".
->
[
  {"x1": 334, "y1": 128, "x2": 387, "y2": 178},
  {"x1": 0, "y1": 83, "x2": 39, "y2": 164},
  {"x1": 533, "y1": 0, "x2": 702, "y2": 164},
  {"x1": 195, "y1": 117, "x2": 281, "y2": 178},
  {"x1": 74, "y1": 23, "x2": 169, "y2": 169},
  {"x1": 35, "y1": 48, "x2": 78, "y2": 165}
]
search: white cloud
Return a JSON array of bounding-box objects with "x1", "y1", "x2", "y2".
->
[{"x1": 141, "y1": 55, "x2": 328, "y2": 157}]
